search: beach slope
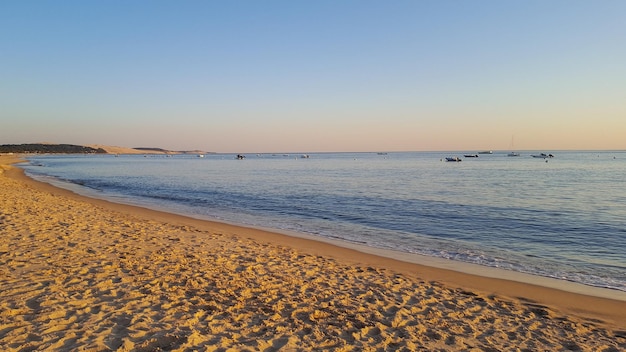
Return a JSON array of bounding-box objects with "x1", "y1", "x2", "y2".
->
[{"x1": 1, "y1": 155, "x2": 625, "y2": 351}]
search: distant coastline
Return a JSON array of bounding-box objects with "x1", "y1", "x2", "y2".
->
[
  {"x1": 0, "y1": 143, "x2": 106, "y2": 154},
  {"x1": 0, "y1": 143, "x2": 209, "y2": 155},
  {"x1": 2, "y1": 143, "x2": 623, "y2": 156}
]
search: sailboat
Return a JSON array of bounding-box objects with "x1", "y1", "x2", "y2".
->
[{"x1": 507, "y1": 135, "x2": 520, "y2": 157}]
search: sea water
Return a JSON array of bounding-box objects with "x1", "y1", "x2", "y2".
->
[{"x1": 22, "y1": 151, "x2": 626, "y2": 292}]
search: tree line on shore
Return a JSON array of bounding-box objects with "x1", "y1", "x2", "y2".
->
[{"x1": 0, "y1": 144, "x2": 107, "y2": 154}]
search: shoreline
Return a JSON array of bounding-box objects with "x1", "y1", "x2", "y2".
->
[
  {"x1": 2, "y1": 154, "x2": 625, "y2": 350},
  {"x1": 5, "y1": 155, "x2": 626, "y2": 319},
  {"x1": 17, "y1": 155, "x2": 626, "y2": 302}
]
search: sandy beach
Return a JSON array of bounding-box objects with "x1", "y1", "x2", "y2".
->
[{"x1": 1, "y1": 155, "x2": 625, "y2": 351}]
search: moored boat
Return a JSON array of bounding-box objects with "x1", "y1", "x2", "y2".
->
[{"x1": 531, "y1": 153, "x2": 554, "y2": 158}]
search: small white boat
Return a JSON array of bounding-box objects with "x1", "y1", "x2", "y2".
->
[
  {"x1": 507, "y1": 136, "x2": 519, "y2": 157},
  {"x1": 445, "y1": 157, "x2": 462, "y2": 162}
]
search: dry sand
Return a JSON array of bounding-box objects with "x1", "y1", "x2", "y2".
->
[
  {"x1": 1, "y1": 155, "x2": 625, "y2": 351},
  {"x1": 87, "y1": 145, "x2": 206, "y2": 155},
  {"x1": 87, "y1": 145, "x2": 169, "y2": 155}
]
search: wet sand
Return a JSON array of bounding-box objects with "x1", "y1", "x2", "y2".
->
[{"x1": 1, "y1": 155, "x2": 625, "y2": 351}]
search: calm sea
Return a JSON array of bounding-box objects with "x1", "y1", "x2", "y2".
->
[{"x1": 22, "y1": 151, "x2": 626, "y2": 292}]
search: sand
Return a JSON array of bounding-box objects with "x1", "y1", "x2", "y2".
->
[
  {"x1": 86, "y1": 145, "x2": 207, "y2": 155},
  {"x1": 87, "y1": 145, "x2": 170, "y2": 155},
  {"x1": 1, "y1": 155, "x2": 625, "y2": 351}
]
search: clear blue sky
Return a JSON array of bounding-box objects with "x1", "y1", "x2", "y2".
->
[{"x1": 2, "y1": 1, "x2": 625, "y2": 152}]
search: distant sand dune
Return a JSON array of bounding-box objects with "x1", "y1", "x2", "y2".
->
[
  {"x1": 1, "y1": 155, "x2": 625, "y2": 351},
  {"x1": 87, "y1": 144, "x2": 207, "y2": 155},
  {"x1": 87, "y1": 144, "x2": 169, "y2": 154}
]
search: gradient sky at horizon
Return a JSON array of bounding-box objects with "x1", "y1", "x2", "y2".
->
[{"x1": 2, "y1": 1, "x2": 625, "y2": 153}]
